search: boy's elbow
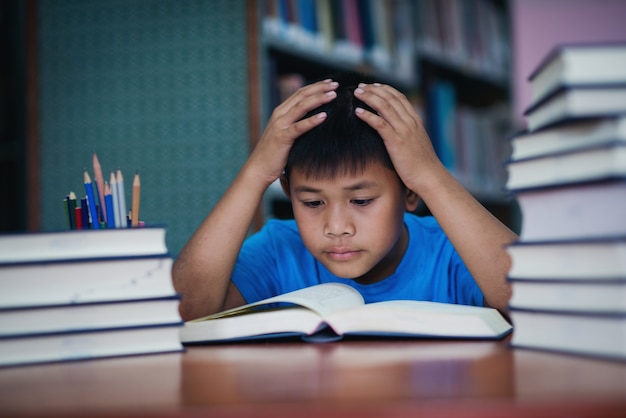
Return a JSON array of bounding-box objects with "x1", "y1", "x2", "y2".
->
[{"x1": 484, "y1": 283, "x2": 512, "y2": 315}]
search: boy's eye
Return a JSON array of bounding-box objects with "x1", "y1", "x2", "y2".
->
[
  {"x1": 302, "y1": 200, "x2": 323, "y2": 208},
  {"x1": 352, "y1": 199, "x2": 373, "y2": 206}
]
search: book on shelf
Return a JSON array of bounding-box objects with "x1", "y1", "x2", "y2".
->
[
  {"x1": 507, "y1": 238, "x2": 626, "y2": 280},
  {"x1": 512, "y1": 178, "x2": 626, "y2": 242},
  {"x1": 0, "y1": 226, "x2": 168, "y2": 264},
  {"x1": 529, "y1": 42, "x2": 626, "y2": 105},
  {"x1": 524, "y1": 85, "x2": 626, "y2": 132},
  {"x1": 180, "y1": 283, "x2": 512, "y2": 344},
  {"x1": 509, "y1": 114, "x2": 626, "y2": 161},
  {"x1": 508, "y1": 279, "x2": 626, "y2": 313},
  {"x1": 415, "y1": 0, "x2": 509, "y2": 78},
  {"x1": 427, "y1": 80, "x2": 457, "y2": 173},
  {"x1": 509, "y1": 308, "x2": 626, "y2": 361},
  {"x1": 506, "y1": 142, "x2": 626, "y2": 190},
  {"x1": 0, "y1": 255, "x2": 176, "y2": 308},
  {"x1": 0, "y1": 324, "x2": 183, "y2": 368}
]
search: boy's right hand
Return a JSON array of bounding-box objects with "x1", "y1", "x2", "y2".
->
[{"x1": 247, "y1": 79, "x2": 338, "y2": 185}]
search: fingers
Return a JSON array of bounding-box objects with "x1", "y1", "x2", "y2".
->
[
  {"x1": 273, "y1": 79, "x2": 338, "y2": 122},
  {"x1": 353, "y1": 83, "x2": 421, "y2": 134}
]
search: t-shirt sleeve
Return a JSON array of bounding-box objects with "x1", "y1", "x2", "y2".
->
[{"x1": 230, "y1": 223, "x2": 283, "y2": 304}]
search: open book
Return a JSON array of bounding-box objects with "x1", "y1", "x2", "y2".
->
[{"x1": 180, "y1": 283, "x2": 512, "y2": 344}]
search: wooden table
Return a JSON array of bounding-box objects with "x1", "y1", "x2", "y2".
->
[{"x1": 1, "y1": 337, "x2": 625, "y2": 417}]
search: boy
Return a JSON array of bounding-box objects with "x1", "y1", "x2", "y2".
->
[{"x1": 172, "y1": 78, "x2": 517, "y2": 321}]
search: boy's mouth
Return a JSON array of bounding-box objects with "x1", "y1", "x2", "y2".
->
[{"x1": 324, "y1": 247, "x2": 362, "y2": 261}]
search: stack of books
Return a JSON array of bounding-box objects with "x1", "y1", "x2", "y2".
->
[
  {"x1": 506, "y1": 43, "x2": 626, "y2": 360},
  {"x1": 0, "y1": 227, "x2": 184, "y2": 367}
]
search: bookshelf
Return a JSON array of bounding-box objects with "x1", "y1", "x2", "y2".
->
[{"x1": 257, "y1": 0, "x2": 519, "y2": 231}]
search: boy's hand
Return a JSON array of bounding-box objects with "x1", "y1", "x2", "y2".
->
[
  {"x1": 249, "y1": 79, "x2": 338, "y2": 185},
  {"x1": 354, "y1": 83, "x2": 441, "y2": 192}
]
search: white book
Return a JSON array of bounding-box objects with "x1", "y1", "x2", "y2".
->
[
  {"x1": 0, "y1": 297, "x2": 182, "y2": 338},
  {"x1": 0, "y1": 325, "x2": 183, "y2": 368},
  {"x1": 509, "y1": 280, "x2": 626, "y2": 313},
  {"x1": 510, "y1": 309, "x2": 626, "y2": 361},
  {"x1": 524, "y1": 86, "x2": 626, "y2": 132},
  {"x1": 180, "y1": 283, "x2": 512, "y2": 344},
  {"x1": 509, "y1": 115, "x2": 626, "y2": 161},
  {"x1": 529, "y1": 43, "x2": 626, "y2": 105},
  {"x1": 507, "y1": 239, "x2": 626, "y2": 280},
  {"x1": 514, "y1": 180, "x2": 626, "y2": 242},
  {"x1": 506, "y1": 143, "x2": 626, "y2": 190},
  {"x1": 0, "y1": 256, "x2": 175, "y2": 308},
  {"x1": 0, "y1": 227, "x2": 168, "y2": 264}
]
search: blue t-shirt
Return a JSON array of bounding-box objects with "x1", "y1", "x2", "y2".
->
[{"x1": 231, "y1": 213, "x2": 484, "y2": 306}]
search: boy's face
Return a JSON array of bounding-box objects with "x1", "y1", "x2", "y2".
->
[{"x1": 285, "y1": 161, "x2": 418, "y2": 285}]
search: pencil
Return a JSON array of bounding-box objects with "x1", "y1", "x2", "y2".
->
[
  {"x1": 80, "y1": 197, "x2": 89, "y2": 229},
  {"x1": 84, "y1": 170, "x2": 100, "y2": 229},
  {"x1": 131, "y1": 172, "x2": 140, "y2": 227},
  {"x1": 64, "y1": 195, "x2": 72, "y2": 230},
  {"x1": 68, "y1": 191, "x2": 77, "y2": 230},
  {"x1": 104, "y1": 182, "x2": 115, "y2": 229},
  {"x1": 93, "y1": 153, "x2": 106, "y2": 223},
  {"x1": 116, "y1": 169, "x2": 127, "y2": 228},
  {"x1": 75, "y1": 205, "x2": 83, "y2": 229},
  {"x1": 110, "y1": 172, "x2": 121, "y2": 228}
]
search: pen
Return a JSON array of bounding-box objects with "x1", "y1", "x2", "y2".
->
[
  {"x1": 84, "y1": 171, "x2": 100, "y2": 229},
  {"x1": 131, "y1": 172, "x2": 140, "y2": 227}
]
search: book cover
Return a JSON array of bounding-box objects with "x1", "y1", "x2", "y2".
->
[
  {"x1": 506, "y1": 143, "x2": 626, "y2": 190},
  {"x1": 0, "y1": 255, "x2": 176, "y2": 308},
  {"x1": 529, "y1": 42, "x2": 626, "y2": 106},
  {"x1": 510, "y1": 308, "x2": 626, "y2": 361},
  {"x1": 0, "y1": 296, "x2": 182, "y2": 338},
  {"x1": 0, "y1": 227, "x2": 168, "y2": 264},
  {"x1": 509, "y1": 114, "x2": 626, "y2": 161},
  {"x1": 507, "y1": 238, "x2": 626, "y2": 280},
  {"x1": 427, "y1": 80, "x2": 457, "y2": 174},
  {"x1": 0, "y1": 324, "x2": 183, "y2": 368},
  {"x1": 524, "y1": 85, "x2": 626, "y2": 132},
  {"x1": 509, "y1": 279, "x2": 626, "y2": 313},
  {"x1": 512, "y1": 179, "x2": 626, "y2": 242}
]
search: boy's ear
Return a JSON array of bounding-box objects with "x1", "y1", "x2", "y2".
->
[
  {"x1": 405, "y1": 188, "x2": 420, "y2": 212},
  {"x1": 279, "y1": 174, "x2": 291, "y2": 199}
]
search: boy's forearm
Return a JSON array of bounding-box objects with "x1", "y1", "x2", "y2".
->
[
  {"x1": 412, "y1": 164, "x2": 518, "y2": 313},
  {"x1": 172, "y1": 162, "x2": 272, "y2": 320}
]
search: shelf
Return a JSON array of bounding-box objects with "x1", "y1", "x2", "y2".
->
[{"x1": 257, "y1": 0, "x2": 516, "y2": 227}]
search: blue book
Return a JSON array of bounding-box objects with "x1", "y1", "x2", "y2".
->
[{"x1": 427, "y1": 81, "x2": 457, "y2": 172}]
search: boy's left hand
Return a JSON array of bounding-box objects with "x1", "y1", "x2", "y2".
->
[{"x1": 354, "y1": 83, "x2": 442, "y2": 192}]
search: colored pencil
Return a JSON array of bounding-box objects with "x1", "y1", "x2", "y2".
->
[{"x1": 131, "y1": 172, "x2": 140, "y2": 227}]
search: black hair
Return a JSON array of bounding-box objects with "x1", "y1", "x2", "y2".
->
[{"x1": 283, "y1": 74, "x2": 395, "y2": 181}]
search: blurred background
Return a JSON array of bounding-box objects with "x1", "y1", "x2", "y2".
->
[{"x1": 2, "y1": 0, "x2": 625, "y2": 256}]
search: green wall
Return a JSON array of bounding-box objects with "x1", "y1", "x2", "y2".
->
[{"x1": 38, "y1": 0, "x2": 250, "y2": 255}]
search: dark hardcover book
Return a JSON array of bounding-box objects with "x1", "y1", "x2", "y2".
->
[{"x1": 528, "y1": 42, "x2": 626, "y2": 106}]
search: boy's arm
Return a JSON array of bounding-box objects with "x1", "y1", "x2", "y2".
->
[
  {"x1": 172, "y1": 80, "x2": 339, "y2": 321},
  {"x1": 354, "y1": 84, "x2": 517, "y2": 313}
]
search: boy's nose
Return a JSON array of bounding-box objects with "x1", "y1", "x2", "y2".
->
[{"x1": 324, "y1": 205, "x2": 355, "y2": 237}]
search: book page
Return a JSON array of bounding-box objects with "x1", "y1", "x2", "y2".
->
[
  {"x1": 325, "y1": 300, "x2": 512, "y2": 338},
  {"x1": 203, "y1": 283, "x2": 364, "y2": 320}
]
